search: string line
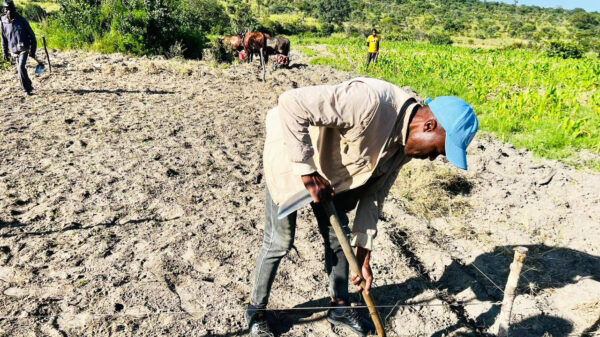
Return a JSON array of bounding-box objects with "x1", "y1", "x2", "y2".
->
[
  {"x1": 0, "y1": 301, "x2": 503, "y2": 320},
  {"x1": 471, "y1": 262, "x2": 505, "y2": 294}
]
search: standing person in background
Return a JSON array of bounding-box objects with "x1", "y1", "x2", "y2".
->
[
  {"x1": 366, "y1": 29, "x2": 380, "y2": 69},
  {"x1": 1, "y1": 0, "x2": 37, "y2": 95}
]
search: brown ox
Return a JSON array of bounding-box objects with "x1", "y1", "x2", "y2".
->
[
  {"x1": 220, "y1": 35, "x2": 243, "y2": 52},
  {"x1": 267, "y1": 37, "x2": 290, "y2": 56},
  {"x1": 242, "y1": 32, "x2": 268, "y2": 64}
]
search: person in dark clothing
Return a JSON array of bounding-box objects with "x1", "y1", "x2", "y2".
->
[{"x1": 1, "y1": 0, "x2": 37, "y2": 95}]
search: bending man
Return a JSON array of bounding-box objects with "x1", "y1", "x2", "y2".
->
[{"x1": 247, "y1": 77, "x2": 479, "y2": 336}]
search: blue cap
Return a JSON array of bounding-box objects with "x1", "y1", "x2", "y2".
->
[{"x1": 427, "y1": 96, "x2": 478, "y2": 170}]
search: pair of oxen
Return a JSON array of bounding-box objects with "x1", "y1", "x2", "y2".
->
[{"x1": 221, "y1": 33, "x2": 290, "y2": 67}]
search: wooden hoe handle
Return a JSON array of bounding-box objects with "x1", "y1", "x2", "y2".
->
[{"x1": 324, "y1": 202, "x2": 386, "y2": 337}]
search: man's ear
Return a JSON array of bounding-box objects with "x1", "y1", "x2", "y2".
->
[{"x1": 423, "y1": 119, "x2": 438, "y2": 132}]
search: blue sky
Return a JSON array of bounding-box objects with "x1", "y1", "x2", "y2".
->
[{"x1": 496, "y1": 0, "x2": 600, "y2": 12}]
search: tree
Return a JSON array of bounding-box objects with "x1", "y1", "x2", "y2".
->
[
  {"x1": 569, "y1": 10, "x2": 599, "y2": 31},
  {"x1": 230, "y1": 2, "x2": 260, "y2": 33},
  {"x1": 317, "y1": 0, "x2": 350, "y2": 26},
  {"x1": 177, "y1": 0, "x2": 230, "y2": 34}
]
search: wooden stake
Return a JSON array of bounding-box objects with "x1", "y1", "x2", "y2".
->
[
  {"x1": 495, "y1": 246, "x2": 528, "y2": 337},
  {"x1": 42, "y1": 35, "x2": 51, "y2": 73},
  {"x1": 324, "y1": 202, "x2": 386, "y2": 337},
  {"x1": 259, "y1": 47, "x2": 265, "y2": 82}
]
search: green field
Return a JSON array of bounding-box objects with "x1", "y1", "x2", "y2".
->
[
  {"x1": 293, "y1": 36, "x2": 600, "y2": 170},
  {"x1": 14, "y1": 0, "x2": 60, "y2": 12}
]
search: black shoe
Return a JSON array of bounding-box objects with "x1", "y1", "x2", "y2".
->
[
  {"x1": 327, "y1": 304, "x2": 375, "y2": 336},
  {"x1": 246, "y1": 305, "x2": 274, "y2": 337}
]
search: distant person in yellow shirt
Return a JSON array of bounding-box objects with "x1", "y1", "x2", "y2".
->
[{"x1": 366, "y1": 29, "x2": 380, "y2": 68}]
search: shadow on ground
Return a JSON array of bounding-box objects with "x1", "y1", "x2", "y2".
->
[
  {"x1": 270, "y1": 242, "x2": 599, "y2": 337},
  {"x1": 55, "y1": 89, "x2": 175, "y2": 95}
]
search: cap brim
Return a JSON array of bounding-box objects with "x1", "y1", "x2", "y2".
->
[{"x1": 445, "y1": 137, "x2": 467, "y2": 170}]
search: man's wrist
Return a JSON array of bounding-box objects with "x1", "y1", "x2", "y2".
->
[{"x1": 355, "y1": 246, "x2": 370, "y2": 266}]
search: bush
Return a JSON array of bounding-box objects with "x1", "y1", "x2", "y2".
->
[
  {"x1": 316, "y1": 0, "x2": 350, "y2": 26},
  {"x1": 230, "y1": 2, "x2": 261, "y2": 33},
  {"x1": 111, "y1": 0, "x2": 203, "y2": 57},
  {"x1": 22, "y1": 3, "x2": 48, "y2": 23},
  {"x1": 343, "y1": 23, "x2": 359, "y2": 37},
  {"x1": 546, "y1": 41, "x2": 583, "y2": 59},
  {"x1": 176, "y1": 0, "x2": 230, "y2": 34},
  {"x1": 503, "y1": 41, "x2": 528, "y2": 50},
  {"x1": 262, "y1": 19, "x2": 283, "y2": 35},
  {"x1": 427, "y1": 32, "x2": 453, "y2": 45},
  {"x1": 210, "y1": 37, "x2": 232, "y2": 63},
  {"x1": 54, "y1": 0, "x2": 111, "y2": 45},
  {"x1": 43, "y1": 0, "x2": 208, "y2": 58},
  {"x1": 385, "y1": 32, "x2": 413, "y2": 42},
  {"x1": 318, "y1": 23, "x2": 335, "y2": 36},
  {"x1": 263, "y1": 16, "x2": 313, "y2": 35}
]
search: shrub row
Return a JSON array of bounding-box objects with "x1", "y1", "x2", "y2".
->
[{"x1": 40, "y1": 0, "x2": 231, "y2": 58}]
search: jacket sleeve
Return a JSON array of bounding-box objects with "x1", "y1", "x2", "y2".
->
[
  {"x1": 25, "y1": 19, "x2": 36, "y2": 56},
  {"x1": 1, "y1": 23, "x2": 8, "y2": 59},
  {"x1": 350, "y1": 193, "x2": 379, "y2": 251},
  {"x1": 277, "y1": 81, "x2": 377, "y2": 175},
  {"x1": 350, "y1": 154, "x2": 411, "y2": 250}
]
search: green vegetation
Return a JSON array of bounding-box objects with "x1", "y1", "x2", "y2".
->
[
  {"x1": 21, "y1": 2, "x2": 48, "y2": 22},
  {"x1": 546, "y1": 41, "x2": 584, "y2": 59},
  {"x1": 293, "y1": 36, "x2": 600, "y2": 169},
  {"x1": 32, "y1": 0, "x2": 231, "y2": 57},
  {"x1": 10, "y1": 0, "x2": 600, "y2": 56},
  {"x1": 231, "y1": 0, "x2": 600, "y2": 52}
]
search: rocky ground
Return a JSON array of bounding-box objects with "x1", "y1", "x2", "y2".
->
[{"x1": 0, "y1": 49, "x2": 599, "y2": 337}]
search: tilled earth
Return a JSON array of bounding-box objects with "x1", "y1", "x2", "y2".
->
[{"x1": 0, "y1": 49, "x2": 599, "y2": 337}]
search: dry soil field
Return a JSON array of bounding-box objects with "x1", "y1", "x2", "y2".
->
[{"x1": 0, "y1": 50, "x2": 599, "y2": 337}]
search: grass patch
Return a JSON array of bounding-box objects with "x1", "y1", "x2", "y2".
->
[
  {"x1": 297, "y1": 46, "x2": 318, "y2": 58},
  {"x1": 15, "y1": 0, "x2": 59, "y2": 13},
  {"x1": 390, "y1": 161, "x2": 473, "y2": 220}
]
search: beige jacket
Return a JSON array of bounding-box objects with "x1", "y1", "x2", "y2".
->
[{"x1": 263, "y1": 77, "x2": 420, "y2": 250}]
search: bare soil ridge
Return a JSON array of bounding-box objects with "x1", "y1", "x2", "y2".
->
[{"x1": 0, "y1": 50, "x2": 598, "y2": 336}]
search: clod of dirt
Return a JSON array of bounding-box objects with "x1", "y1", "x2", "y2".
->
[{"x1": 166, "y1": 169, "x2": 179, "y2": 177}]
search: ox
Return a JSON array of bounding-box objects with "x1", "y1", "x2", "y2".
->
[
  {"x1": 220, "y1": 35, "x2": 243, "y2": 52},
  {"x1": 242, "y1": 32, "x2": 268, "y2": 64},
  {"x1": 267, "y1": 37, "x2": 290, "y2": 57}
]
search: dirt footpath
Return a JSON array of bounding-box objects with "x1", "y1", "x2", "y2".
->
[{"x1": 0, "y1": 50, "x2": 599, "y2": 337}]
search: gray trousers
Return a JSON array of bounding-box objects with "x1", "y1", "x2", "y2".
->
[
  {"x1": 366, "y1": 52, "x2": 378, "y2": 67},
  {"x1": 250, "y1": 188, "x2": 359, "y2": 307},
  {"x1": 13, "y1": 51, "x2": 33, "y2": 93}
]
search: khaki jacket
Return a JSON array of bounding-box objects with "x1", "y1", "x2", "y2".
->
[{"x1": 263, "y1": 77, "x2": 420, "y2": 249}]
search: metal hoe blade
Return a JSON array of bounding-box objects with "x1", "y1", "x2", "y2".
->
[
  {"x1": 277, "y1": 190, "x2": 312, "y2": 220},
  {"x1": 32, "y1": 56, "x2": 45, "y2": 74},
  {"x1": 35, "y1": 63, "x2": 45, "y2": 74}
]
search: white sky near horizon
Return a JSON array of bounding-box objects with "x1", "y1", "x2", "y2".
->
[{"x1": 495, "y1": 0, "x2": 600, "y2": 12}]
